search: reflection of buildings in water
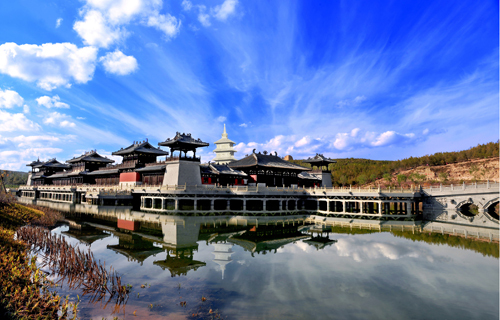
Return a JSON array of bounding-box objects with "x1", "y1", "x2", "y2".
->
[
  {"x1": 228, "y1": 225, "x2": 310, "y2": 257},
  {"x1": 208, "y1": 231, "x2": 243, "y2": 279},
  {"x1": 107, "y1": 231, "x2": 163, "y2": 265},
  {"x1": 62, "y1": 222, "x2": 111, "y2": 245},
  {"x1": 153, "y1": 245, "x2": 206, "y2": 277},
  {"x1": 303, "y1": 233, "x2": 337, "y2": 250},
  {"x1": 212, "y1": 243, "x2": 233, "y2": 279}
]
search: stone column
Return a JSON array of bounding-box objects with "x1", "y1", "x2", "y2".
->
[
  {"x1": 263, "y1": 200, "x2": 267, "y2": 211},
  {"x1": 227, "y1": 200, "x2": 231, "y2": 211},
  {"x1": 210, "y1": 199, "x2": 214, "y2": 211},
  {"x1": 174, "y1": 199, "x2": 178, "y2": 211}
]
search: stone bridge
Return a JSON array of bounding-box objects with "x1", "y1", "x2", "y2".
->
[{"x1": 421, "y1": 182, "x2": 499, "y2": 228}]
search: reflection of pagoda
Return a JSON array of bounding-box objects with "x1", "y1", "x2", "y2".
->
[
  {"x1": 107, "y1": 231, "x2": 163, "y2": 265},
  {"x1": 212, "y1": 242, "x2": 234, "y2": 279},
  {"x1": 208, "y1": 231, "x2": 245, "y2": 279},
  {"x1": 153, "y1": 245, "x2": 206, "y2": 277}
]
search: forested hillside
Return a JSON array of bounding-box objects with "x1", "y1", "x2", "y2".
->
[
  {"x1": 0, "y1": 170, "x2": 29, "y2": 188},
  {"x1": 293, "y1": 141, "x2": 499, "y2": 187}
]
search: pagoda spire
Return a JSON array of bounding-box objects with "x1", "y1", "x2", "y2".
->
[{"x1": 222, "y1": 123, "x2": 228, "y2": 138}]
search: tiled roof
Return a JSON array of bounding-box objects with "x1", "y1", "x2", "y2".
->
[
  {"x1": 158, "y1": 132, "x2": 209, "y2": 148},
  {"x1": 86, "y1": 169, "x2": 120, "y2": 175},
  {"x1": 27, "y1": 159, "x2": 43, "y2": 167},
  {"x1": 33, "y1": 159, "x2": 71, "y2": 170},
  {"x1": 67, "y1": 151, "x2": 115, "y2": 164},
  {"x1": 201, "y1": 163, "x2": 247, "y2": 176},
  {"x1": 113, "y1": 141, "x2": 169, "y2": 156},
  {"x1": 298, "y1": 172, "x2": 321, "y2": 180},
  {"x1": 303, "y1": 153, "x2": 336, "y2": 164},
  {"x1": 135, "y1": 165, "x2": 166, "y2": 172},
  {"x1": 228, "y1": 153, "x2": 311, "y2": 171}
]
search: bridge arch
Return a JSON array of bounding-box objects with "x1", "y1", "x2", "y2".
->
[
  {"x1": 483, "y1": 198, "x2": 499, "y2": 221},
  {"x1": 455, "y1": 198, "x2": 480, "y2": 218}
]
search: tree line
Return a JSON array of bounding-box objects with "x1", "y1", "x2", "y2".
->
[
  {"x1": 0, "y1": 170, "x2": 29, "y2": 188},
  {"x1": 293, "y1": 141, "x2": 499, "y2": 187}
]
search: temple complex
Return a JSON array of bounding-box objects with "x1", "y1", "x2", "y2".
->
[
  {"x1": 24, "y1": 131, "x2": 333, "y2": 188},
  {"x1": 212, "y1": 124, "x2": 237, "y2": 164}
]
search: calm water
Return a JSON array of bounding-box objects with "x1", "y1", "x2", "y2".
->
[{"x1": 43, "y1": 211, "x2": 498, "y2": 320}]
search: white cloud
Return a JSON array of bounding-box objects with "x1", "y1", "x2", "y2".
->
[
  {"x1": 0, "y1": 147, "x2": 63, "y2": 171},
  {"x1": 0, "y1": 42, "x2": 98, "y2": 90},
  {"x1": 217, "y1": 116, "x2": 227, "y2": 122},
  {"x1": 76, "y1": 116, "x2": 86, "y2": 120},
  {"x1": 43, "y1": 112, "x2": 76, "y2": 128},
  {"x1": 146, "y1": 13, "x2": 181, "y2": 38},
  {"x1": 337, "y1": 95, "x2": 367, "y2": 108},
  {"x1": 198, "y1": 12, "x2": 211, "y2": 27},
  {"x1": 0, "y1": 110, "x2": 40, "y2": 132},
  {"x1": 332, "y1": 129, "x2": 417, "y2": 151},
  {"x1": 36, "y1": 95, "x2": 70, "y2": 109},
  {"x1": 7, "y1": 135, "x2": 60, "y2": 148},
  {"x1": 100, "y1": 50, "x2": 138, "y2": 75},
  {"x1": 23, "y1": 105, "x2": 29, "y2": 114},
  {"x1": 239, "y1": 123, "x2": 248, "y2": 127},
  {"x1": 73, "y1": 10, "x2": 124, "y2": 48},
  {"x1": 181, "y1": 0, "x2": 192, "y2": 11},
  {"x1": 0, "y1": 89, "x2": 24, "y2": 108},
  {"x1": 74, "y1": 0, "x2": 180, "y2": 48},
  {"x1": 294, "y1": 136, "x2": 310, "y2": 148},
  {"x1": 56, "y1": 18, "x2": 63, "y2": 28},
  {"x1": 213, "y1": 0, "x2": 238, "y2": 21}
]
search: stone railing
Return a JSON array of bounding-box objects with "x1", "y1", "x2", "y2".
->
[
  {"x1": 422, "y1": 181, "x2": 499, "y2": 193},
  {"x1": 20, "y1": 184, "x2": 420, "y2": 195}
]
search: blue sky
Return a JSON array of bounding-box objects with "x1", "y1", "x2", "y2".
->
[{"x1": 0, "y1": 0, "x2": 498, "y2": 171}]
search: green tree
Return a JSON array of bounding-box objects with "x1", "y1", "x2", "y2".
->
[
  {"x1": 383, "y1": 173, "x2": 392, "y2": 183},
  {"x1": 438, "y1": 172, "x2": 449, "y2": 182},
  {"x1": 357, "y1": 174, "x2": 367, "y2": 185},
  {"x1": 397, "y1": 174, "x2": 407, "y2": 186}
]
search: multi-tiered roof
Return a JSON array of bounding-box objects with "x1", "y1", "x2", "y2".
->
[{"x1": 213, "y1": 124, "x2": 237, "y2": 164}]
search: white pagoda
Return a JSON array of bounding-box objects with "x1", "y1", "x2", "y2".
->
[{"x1": 213, "y1": 124, "x2": 237, "y2": 164}]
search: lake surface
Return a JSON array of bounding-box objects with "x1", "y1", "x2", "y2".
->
[{"x1": 41, "y1": 210, "x2": 498, "y2": 320}]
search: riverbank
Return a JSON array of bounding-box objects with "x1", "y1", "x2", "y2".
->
[{"x1": 0, "y1": 194, "x2": 73, "y2": 319}]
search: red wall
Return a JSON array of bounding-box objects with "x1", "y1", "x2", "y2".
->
[
  {"x1": 120, "y1": 172, "x2": 141, "y2": 182},
  {"x1": 117, "y1": 219, "x2": 140, "y2": 231}
]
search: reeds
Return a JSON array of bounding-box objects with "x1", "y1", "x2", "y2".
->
[{"x1": 17, "y1": 226, "x2": 130, "y2": 306}]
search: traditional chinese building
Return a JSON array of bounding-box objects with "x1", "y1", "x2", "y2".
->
[
  {"x1": 27, "y1": 158, "x2": 71, "y2": 186},
  {"x1": 228, "y1": 150, "x2": 311, "y2": 187},
  {"x1": 213, "y1": 124, "x2": 237, "y2": 164},
  {"x1": 48, "y1": 150, "x2": 115, "y2": 185},
  {"x1": 200, "y1": 162, "x2": 247, "y2": 186},
  {"x1": 303, "y1": 153, "x2": 336, "y2": 187},
  {"x1": 158, "y1": 132, "x2": 209, "y2": 186},
  {"x1": 88, "y1": 140, "x2": 169, "y2": 186}
]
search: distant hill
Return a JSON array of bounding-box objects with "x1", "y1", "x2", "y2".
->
[
  {"x1": 292, "y1": 141, "x2": 499, "y2": 187},
  {"x1": 0, "y1": 170, "x2": 29, "y2": 188}
]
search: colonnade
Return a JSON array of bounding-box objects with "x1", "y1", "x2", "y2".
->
[
  {"x1": 140, "y1": 196, "x2": 418, "y2": 217},
  {"x1": 318, "y1": 200, "x2": 416, "y2": 216},
  {"x1": 39, "y1": 192, "x2": 74, "y2": 203},
  {"x1": 140, "y1": 196, "x2": 305, "y2": 213},
  {"x1": 21, "y1": 191, "x2": 36, "y2": 198}
]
